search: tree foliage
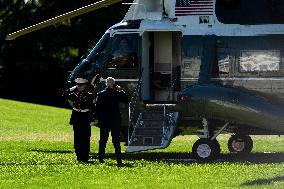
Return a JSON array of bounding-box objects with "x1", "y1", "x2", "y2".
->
[{"x1": 0, "y1": 0, "x2": 130, "y2": 106}]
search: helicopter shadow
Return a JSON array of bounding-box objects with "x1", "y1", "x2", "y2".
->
[
  {"x1": 240, "y1": 176, "x2": 284, "y2": 187},
  {"x1": 90, "y1": 152, "x2": 284, "y2": 164},
  {"x1": 29, "y1": 149, "x2": 284, "y2": 164},
  {"x1": 217, "y1": 152, "x2": 284, "y2": 164}
]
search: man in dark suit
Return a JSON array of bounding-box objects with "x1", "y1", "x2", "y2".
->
[
  {"x1": 95, "y1": 77, "x2": 130, "y2": 166},
  {"x1": 66, "y1": 78, "x2": 95, "y2": 162}
]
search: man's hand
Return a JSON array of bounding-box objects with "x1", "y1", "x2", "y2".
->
[
  {"x1": 70, "y1": 86, "x2": 77, "y2": 91},
  {"x1": 116, "y1": 85, "x2": 121, "y2": 90}
]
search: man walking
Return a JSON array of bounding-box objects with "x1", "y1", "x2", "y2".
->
[
  {"x1": 95, "y1": 77, "x2": 130, "y2": 166},
  {"x1": 66, "y1": 78, "x2": 95, "y2": 162}
]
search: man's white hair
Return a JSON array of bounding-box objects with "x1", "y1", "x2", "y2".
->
[{"x1": 106, "y1": 77, "x2": 115, "y2": 83}]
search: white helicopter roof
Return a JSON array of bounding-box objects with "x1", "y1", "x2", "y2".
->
[
  {"x1": 123, "y1": 0, "x2": 284, "y2": 37},
  {"x1": 124, "y1": 0, "x2": 215, "y2": 23},
  {"x1": 124, "y1": 0, "x2": 164, "y2": 21}
]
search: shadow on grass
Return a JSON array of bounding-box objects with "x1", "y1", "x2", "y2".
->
[
  {"x1": 77, "y1": 160, "x2": 134, "y2": 167},
  {"x1": 218, "y1": 152, "x2": 284, "y2": 164},
  {"x1": 30, "y1": 149, "x2": 74, "y2": 154},
  {"x1": 0, "y1": 162, "x2": 74, "y2": 166},
  {"x1": 29, "y1": 149, "x2": 284, "y2": 164},
  {"x1": 240, "y1": 176, "x2": 284, "y2": 186},
  {"x1": 90, "y1": 152, "x2": 284, "y2": 164}
]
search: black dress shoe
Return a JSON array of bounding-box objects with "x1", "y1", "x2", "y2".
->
[
  {"x1": 77, "y1": 159, "x2": 89, "y2": 163},
  {"x1": 117, "y1": 160, "x2": 124, "y2": 167},
  {"x1": 99, "y1": 159, "x2": 104, "y2": 163},
  {"x1": 77, "y1": 156, "x2": 89, "y2": 163}
]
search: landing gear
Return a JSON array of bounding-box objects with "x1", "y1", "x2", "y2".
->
[
  {"x1": 212, "y1": 139, "x2": 221, "y2": 154},
  {"x1": 227, "y1": 134, "x2": 253, "y2": 153},
  {"x1": 192, "y1": 139, "x2": 220, "y2": 161},
  {"x1": 192, "y1": 119, "x2": 229, "y2": 161}
]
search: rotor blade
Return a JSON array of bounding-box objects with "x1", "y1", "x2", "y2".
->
[{"x1": 5, "y1": 0, "x2": 124, "y2": 40}]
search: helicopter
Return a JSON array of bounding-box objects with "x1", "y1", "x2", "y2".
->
[{"x1": 6, "y1": 0, "x2": 284, "y2": 161}]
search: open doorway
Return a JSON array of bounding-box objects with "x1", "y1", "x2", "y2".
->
[{"x1": 141, "y1": 31, "x2": 181, "y2": 103}]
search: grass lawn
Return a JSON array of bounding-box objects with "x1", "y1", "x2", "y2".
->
[{"x1": 0, "y1": 98, "x2": 284, "y2": 189}]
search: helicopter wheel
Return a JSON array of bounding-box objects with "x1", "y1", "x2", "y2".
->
[
  {"x1": 192, "y1": 138, "x2": 220, "y2": 161},
  {"x1": 228, "y1": 134, "x2": 253, "y2": 153}
]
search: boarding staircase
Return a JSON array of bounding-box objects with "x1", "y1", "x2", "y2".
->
[
  {"x1": 126, "y1": 69, "x2": 179, "y2": 152},
  {"x1": 126, "y1": 105, "x2": 179, "y2": 152}
]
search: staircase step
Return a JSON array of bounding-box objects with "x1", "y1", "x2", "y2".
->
[
  {"x1": 141, "y1": 115, "x2": 165, "y2": 120},
  {"x1": 141, "y1": 112, "x2": 166, "y2": 119},
  {"x1": 134, "y1": 127, "x2": 163, "y2": 135},
  {"x1": 130, "y1": 135, "x2": 163, "y2": 146},
  {"x1": 144, "y1": 104, "x2": 176, "y2": 112},
  {"x1": 140, "y1": 118, "x2": 167, "y2": 121},
  {"x1": 139, "y1": 120, "x2": 166, "y2": 127}
]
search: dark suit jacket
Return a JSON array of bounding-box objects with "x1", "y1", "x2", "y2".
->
[{"x1": 96, "y1": 87, "x2": 130, "y2": 125}]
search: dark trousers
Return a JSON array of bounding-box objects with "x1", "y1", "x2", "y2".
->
[
  {"x1": 98, "y1": 121, "x2": 122, "y2": 163},
  {"x1": 73, "y1": 125, "x2": 91, "y2": 161}
]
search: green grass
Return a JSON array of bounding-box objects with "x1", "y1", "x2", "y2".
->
[{"x1": 0, "y1": 98, "x2": 284, "y2": 189}]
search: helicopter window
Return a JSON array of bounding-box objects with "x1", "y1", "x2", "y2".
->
[
  {"x1": 216, "y1": 0, "x2": 284, "y2": 24},
  {"x1": 182, "y1": 58, "x2": 201, "y2": 78},
  {"x1": 239, "y1": 50, "x2": 280, "y2": 72},
  {"x1": 68, "y1": 33, "x2": 110, "y2": 83},
  {"x1": 218, "y1": 53, "x2": 230, "y2": 74},
  {"x1": 181, "y1": 37, "x2": 203, "y2": 78},
  {"x1": 106, "y1": 34, "x2": 139, "y2": 69},
  {"x1": 86, "y1": 33, "x2": 110, "y2": 68},
  {"x1": 212, "y1": 50, "x2": 230, "y2": 77}
]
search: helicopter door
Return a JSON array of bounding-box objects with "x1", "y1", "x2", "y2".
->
[
  {"x1": 100, "y1": 33, "x2": 140, "y2": 94},
  {"x1": 143, "y1": 31, "x2": 181, "y2": 103}
]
